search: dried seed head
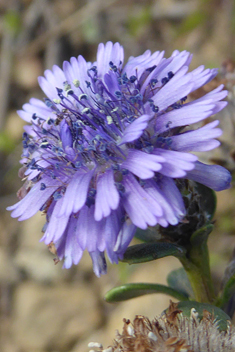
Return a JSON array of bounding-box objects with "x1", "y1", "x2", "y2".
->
[{"x1": 92, "y1": 302, "x2": 235, "y2": 352}]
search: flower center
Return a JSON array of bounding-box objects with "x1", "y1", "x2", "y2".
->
[{"x1": 22, "y1": 63, "x2": 179, "y2": 187}]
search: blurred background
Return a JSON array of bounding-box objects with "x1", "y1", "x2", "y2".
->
[{"x1": 0, "y1": 0, "x2": 235, "y2": 351}]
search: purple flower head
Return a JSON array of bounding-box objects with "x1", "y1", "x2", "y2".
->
[{"x1": 7, "y1": 42, "x2": 231, "y2": 276}]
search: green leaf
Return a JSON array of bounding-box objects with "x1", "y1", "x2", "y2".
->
[
  {"x1": 105, "y1": 283, "x2": 189, "y2": 303},
  {"x1": 122, "y1": 242, "x2": 186, "y2": 264},
  {"x1": 217, "y1": 268, "x2": 235, "y2": 312},
  {"x1": 134, "y1": 226, "x2": 161, "y2": 243},
  {"x1": 167, "y1": 268, "x2": 194, "y2": 299},
  {"x1": 190, "y1": 224, "x2": 214, "y2": 247},
  {"x1": 174, "y1": 301, "x2": 231, "y2": 332}
]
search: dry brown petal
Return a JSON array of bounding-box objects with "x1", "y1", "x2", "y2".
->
[
  {"x1": 16, "y1": 179, "x2": 32, "y2": 200},
  {"x1": 89, "y1": 302, "x2": 235, "y2": 352},
  {"x1": 47, "y1": 241, "x2": 60, "y2": 264}
]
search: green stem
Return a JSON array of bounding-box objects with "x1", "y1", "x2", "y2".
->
[
  {"x1": 180, "y1": 225, "x2": 216, "y2": 304},
  {"x1": 180, "y1": 257, "x2": 215, "y2": 303}
]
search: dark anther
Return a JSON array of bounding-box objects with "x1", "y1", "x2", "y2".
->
[
  {"x1": 130, "y1": 75, "x2": 137, "y2": 83},
  {"x1": 150, "y1": 78, "x2": 158, "y2": 87},
  {"x1": 161, "y1": 77, "x2": 168, "y2": 85},
  {"x1": 40, "y1": 183, "x2": 46, "y2": 190},
  {"x1": 146, "y1": 65, "x2": 156, "y2": 73},
  {"x1": 168, "y1": 71, "x2": 174, "y2": 79},
  {"x1": 152, "y1": 105, "x2": 159, "y2": 113}
]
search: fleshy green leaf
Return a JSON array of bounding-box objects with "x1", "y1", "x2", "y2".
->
[
  {"x1": 122, "y1": 242, "x2": 186, "y2": 264},
  {"x1": 190, "y1": 224, "x2": 214, "y2": 247},
  {"x1": 134, "y1": 226, "x2": 161, "y2": 243},
  {"x1": 217, "y1": 264, "x2": 235, "y2": 314},
  {"x1": 105, "y1": 283, "x2": 189, "y2": 303},
  {"x1": 167, "y1": 267, "x2": 194, "y2": 299},
  {"x1": 173, "y1": 301, "x2": 231, "y2": 332}
]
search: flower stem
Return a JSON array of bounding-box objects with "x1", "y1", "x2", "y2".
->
[{"x1": 180, "y1": 225, "x2": 215, "y2": 303}]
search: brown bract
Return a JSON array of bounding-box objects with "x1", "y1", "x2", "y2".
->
[{"x1": 89, "y1": 301, "x2": 235, "y2": 352}]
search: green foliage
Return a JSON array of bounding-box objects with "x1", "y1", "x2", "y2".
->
[
  {"x1": 190, "y1": 223, "x2": 214, "y2": 247},
  {"x1": 167, "y1": 267, "x2": 194, "y2": 299},
  {"x1": 217, "y1": 266, "x2": 235, "y2": 312},
  {"x1": 105, "y1": 282, "x2": 189, "y2": 303},
  {"x1": 174, "y1": 301, "x2": 231, "y2": 332},
  {"x1": 134, "y1": 226, "x2": 161, "y2": 243},
  {"x1": 122, "y1": 242, "x2": 186, "y2": 265}
]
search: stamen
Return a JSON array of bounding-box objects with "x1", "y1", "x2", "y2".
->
[
  {"x1": 73, "y1": 79, "x2": 80, "y2": 87},
  {"x1": 79, "y1": 94, "x2": 88, "y2": 100}
]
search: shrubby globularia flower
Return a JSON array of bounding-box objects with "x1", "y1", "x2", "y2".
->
[{"x1": 7, "y1": 42, "x2": 231, "y2": 276}]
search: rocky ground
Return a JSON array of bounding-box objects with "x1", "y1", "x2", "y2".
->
[{"x1": 0, "y1": 0, "x2": 235, "y2": 351}]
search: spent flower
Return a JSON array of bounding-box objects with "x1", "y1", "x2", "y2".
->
[
  {"x1": 7, "y1": 42, "x2": 231, "y2": 276},
  {"x1": 91, "y1": 303, "x2": 235, "y2": 352}
]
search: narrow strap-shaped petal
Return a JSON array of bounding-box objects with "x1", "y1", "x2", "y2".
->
[
  {"x1": 170, "y1": 120, "x2": 222, "y2": 152},
  {"x1": 74, "y1": 206, "x2": 90, "y2": 250},
  {"x1": 60, "y1": 120, "x2": 73, "y2": 150},
  {"x1": 61, "y1": 216, "x2": 83, "y2": 269},
  {"x1": 139, "y1": 58, "x2": 173, "y2": 96},
  {"x1": 74, "y1": 205, "x2": 104, "y2": 252},
  {"x1": 123, "y1": 50, "x2": 164, "y2": 78},
  {"x1": 58, "y1": 170, "x2": 94, "y2": 217},
  {"x1": 63, "y1": 55, "x2": 92, "y2": 96},
  {"x1": 144, "y1": 181, "x2": 178, "y2": 227},
  {"x1": 89, "y1": 251, "x2": 107, "y2": 277},
  {"x1": 94, "y1": 169, "x2": 120, "y2": 221},
  {"x1": 114, "y1": 220, "x2": 136, "y2": 256},
  {"x1": 86, "y1": 207, "x2": 105, "y2": 252},
  {"x1": 18, "y1": 98, "x2": 56, "y2": 123},
  {"x1": 118, "y1": 114, "x2": 151, "y2": 145},
  {"x1": 103, "y1": 209, "x2": 123, "y2": 263},
  {"x1": 190, "y1": 66, "x2": 218, "y2": 92},
  {"x1": 155, "y1": 101, "x2": 216, "y2": 134},
  {"x1": 122, "y1": 174, "x2": 163, "y2": 229},
  {"x1": 153, "y1": 148, "x2": 197, "y2": 178},
  {"x1": 154, "y1": 51, "x2": 191, "y2": 84},
  {"x1": 122, "y1": 149, "x2": 165, "y2": 179},
  {"x1": 41, "y1": 197, "x2": 70, "y2": 245},
  {"x1": 38, "y1": 65, "x2": 66, "y2": 101},
  {"x1": 152, "y1": 67, "x2": 194, "y2": 111},
  {"x1": 186, "y1": 161, "x2": 231, "y2": 191},
  {"x1": 7, "y1": 176, "x2": 64, "y2": 220},
  {"x1": 104, "y1": 71, "x2": 121, "y2": 96},
  {"x1": 156, "y1": 176, "x2": 185, "y2": 216},
  {"x1": 97, "y1": 42, "x2": 124, "y2": 80},
  {"x1": 144, "y1": 178, "x2": 185, "y2": 226}
]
